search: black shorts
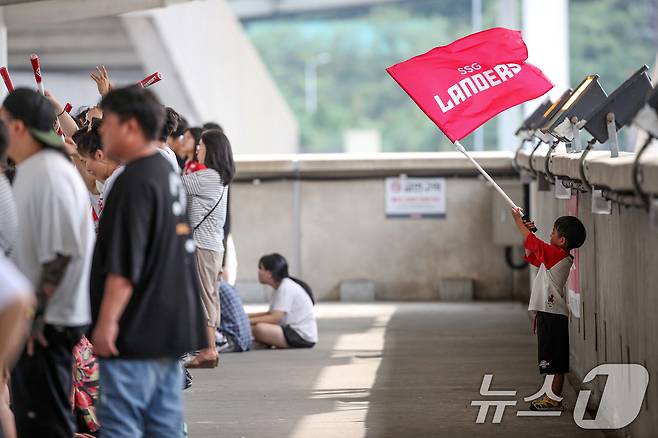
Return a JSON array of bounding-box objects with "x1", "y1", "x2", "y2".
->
[
  {"x1": 282, "y1": 325, "x2": 315, "y2": 349},
  {"x1": 11, "y1": 324, "x2": 86, "y2": 438},
  {"x1": 536, "y1": 311, "x2": 569, "y2": 374}
]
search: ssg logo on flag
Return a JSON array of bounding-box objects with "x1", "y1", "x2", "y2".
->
[{"x1": 387, "y1": 27, "x2": 553, "y2": 142}]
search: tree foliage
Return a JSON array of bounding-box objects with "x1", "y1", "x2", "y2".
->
[{"x1": 246, "y1": 0, "x2": 657, "y2": 153}]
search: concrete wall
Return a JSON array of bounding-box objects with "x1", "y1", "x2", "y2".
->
[
  {"x1": 517, "y1": 141, "x2": 658, "y2": 438},
  {"x1": 230, "y1": 153, "x2": 528, "y2": 302},
  {"x1": 528, "y1": 186, "x2": 658, "y2": 437}
]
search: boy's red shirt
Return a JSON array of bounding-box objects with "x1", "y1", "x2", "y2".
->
[{"x1": 523, "y1": 233, "x2": 570, "y2": 269}]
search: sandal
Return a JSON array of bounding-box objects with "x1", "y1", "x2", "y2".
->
[{"x1": 184, "y1": 354, "x2": 219, "y2": 369}]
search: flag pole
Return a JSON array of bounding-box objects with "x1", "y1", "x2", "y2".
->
[
  {"x1": 455, "y1": 140, "x2": 537, "y2": 231},
  {"x1": 454, "y1": 140, "x2": 518, "y2": 209}
]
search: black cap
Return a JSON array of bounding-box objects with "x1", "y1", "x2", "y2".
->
[{"x1": 2, "y1": 88, "x2": 64, "y2": 149}]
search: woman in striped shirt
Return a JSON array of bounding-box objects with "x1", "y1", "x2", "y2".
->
[
  {"x1": 182, "y1": 127, "x2": 203, "y2": 175},
  {"x1": 182, "y1": 129, "x2": 235, "y2": 368}
]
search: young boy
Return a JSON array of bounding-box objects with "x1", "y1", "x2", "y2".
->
[{"x1": 511, "y1": 207, "x2": 586, "y2": 411}]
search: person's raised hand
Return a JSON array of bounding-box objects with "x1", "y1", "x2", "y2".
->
[
  {"x1": 44, "y1": 90, "x2": 63, "y2": 114},
  {"x1": 511, "y1": 206, "x2": 524, "y2": 221},
  {"x1": 90, "y1": 65, "x2": 111, "y2": 97},
  {"x1": 63, "y1": 137, "x2": 78, "y2": 157}
]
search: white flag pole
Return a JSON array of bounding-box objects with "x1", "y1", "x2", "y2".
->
[
  {"x1": 454, "y1": 140, "x2": 519, "y2": 210},
  {"x1": 455, "y1": 140, "x2": 537, "y2": 231}
]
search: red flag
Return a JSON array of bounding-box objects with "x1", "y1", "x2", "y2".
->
[{"x1": 387, "y1": 27, "x2": 553, "y2": 142}]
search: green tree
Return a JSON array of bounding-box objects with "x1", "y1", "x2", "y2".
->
[{"x1": 246, "y1": 0, "x2": 657, "y2": 153}]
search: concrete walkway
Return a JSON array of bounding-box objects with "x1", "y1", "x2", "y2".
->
[{"x1": 183, "y1": 302, "x2": 603, "y2": 437}]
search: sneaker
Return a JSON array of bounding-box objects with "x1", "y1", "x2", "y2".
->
[
  {"x1": 181, "y1": 351, "x2": 200, "y2": 363},
  {"x1": 183, "y1": 368, "x2": 193, "y2": 390},
  {"x1": 217, "y1": 337, "x2": 237, "y2": 353},
  {"x1": 215, "y1": 331, "x2": 228, "y2": 345},
  {"x1": 529, "y1": 395, "x2": 563, "y2": 411}
]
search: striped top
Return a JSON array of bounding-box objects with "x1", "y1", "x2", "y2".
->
[
  {"x1": 181, "y1": 168, "x2": 228, "y2": 252},
  {"x1": 0, "y1": 174, "x2": 17, "y2": 257}
]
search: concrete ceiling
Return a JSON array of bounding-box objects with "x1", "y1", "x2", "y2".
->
[
  {"x1": 1, "y1": 0, "x2": 194, "y2": 27},
  {"x1": 8, "y1": 16, "x2": 141, "y2": 72}
]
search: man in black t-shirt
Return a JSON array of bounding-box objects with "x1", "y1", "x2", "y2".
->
[{"x1": 90, "y1": 85, "x2": 205, "y2": 437}]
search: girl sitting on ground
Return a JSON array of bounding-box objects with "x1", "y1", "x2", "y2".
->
[{"x1": 249, "y1": 254, "x2": 318, "y2": 349}]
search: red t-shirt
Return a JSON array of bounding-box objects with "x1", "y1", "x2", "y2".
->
[
  {"x1": 184, "y1": 161, "x2": 207, "y2": 175},
  {"x1": 523, "y1": 233, "x2": 570, "y2": 269},
  {"x1": 524, "y1": 233, "x2": 573, "y2": 315}
]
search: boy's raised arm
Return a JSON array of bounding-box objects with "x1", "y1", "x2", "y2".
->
[{"x1": 511, "y1": 207, "x2": 534, "y2": 239}]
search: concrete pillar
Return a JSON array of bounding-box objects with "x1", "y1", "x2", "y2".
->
[
  {"x1": 496, "y1": 0, "x2": 522, "y2": 151},
  {"x1": 522, "y1": 0, "x2": 570, "y2": 116}
]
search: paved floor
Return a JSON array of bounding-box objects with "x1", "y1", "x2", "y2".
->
[{"x1": 184, "y1": 302, "x2": 603, "y2": 438}]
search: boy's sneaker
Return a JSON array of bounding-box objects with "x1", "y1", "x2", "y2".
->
[{"x1": 530, "y1": 395, "x2": 563, "y2": 411}]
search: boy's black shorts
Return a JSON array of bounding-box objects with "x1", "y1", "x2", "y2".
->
[{"x1": 536, "y1": 311, "x2": 569, "y2": 374}]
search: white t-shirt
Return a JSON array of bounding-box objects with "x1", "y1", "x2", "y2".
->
[
  {"x1": 12, "y1": 150, "x2": 95, "y2": 326},
  {"x1": 159, "y1": 146, "x2": 180, "y2": 173},
  {"x1": 102, "y1": 165, "x2": 125, "y2": 203},
  {"x1": 88, "y1": 191, "x2": 102, "y2": 231},
  {"x1": 0, "y1": 254, "x2": 32, "y2": 311},
  {"x1": 270, "y1": 278, "x2": 318, "y2": 343}
]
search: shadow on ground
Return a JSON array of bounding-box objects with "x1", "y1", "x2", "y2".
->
[{"x1": 184, "y1": 303, "x2": 604, "y2": 438}]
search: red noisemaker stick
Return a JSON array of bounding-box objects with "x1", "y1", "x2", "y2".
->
[
  {"x1": 139, "y1": 72, "x2": 162, "y2": 88},
  {"x1": 0, "y1": 67, "x2": 14, "y2": 93},
  {"x1": 29, "y1": 55, "x2": 65, "y2": 137},
  {"x1": 55, "y1": 103, "x2": 73, "y2": 135},
  {"x1": 30, "y1": 54, "x2": 45, "y2": 95}
]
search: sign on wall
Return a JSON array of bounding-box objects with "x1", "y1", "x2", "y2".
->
[{"x1": 385, "y1": 177, "x2": 446, "y2": 218}]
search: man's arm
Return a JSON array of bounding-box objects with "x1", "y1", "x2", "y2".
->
[
  {"x1": 92, "y1": 274, "x2": 133, "y2": 357},
  {"x1": 38, "y1": 254, "x2": 71, "y2": 298},
  {"x1": 27, "y1": 254, "x2": 72, "y2": 355},
  {"x1": 36, "y1": 254, "x2": 71, "y2": 317}
]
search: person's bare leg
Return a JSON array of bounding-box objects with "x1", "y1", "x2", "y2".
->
[
  {"x1": 185, "y1": 326, "x2": 219, "y2": 368},
  {"x1": 0, "y1": 381, "x2": 16, "y2": 438},
  {"x1": 196, "y1": 326, "x2": 219, "y2": 360},
  {"x1": 253, "y1": 323, "x2": 289, "y2": 348},
  {"x1": 0, "y1": 299, "x2": 31, "y2": 368},
  {"x1": 551, "y1": 373, "x2": 564, "y2": 398},
  {"x1": 0, "y1": 298, "x2": 31, "y2": 438}
]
